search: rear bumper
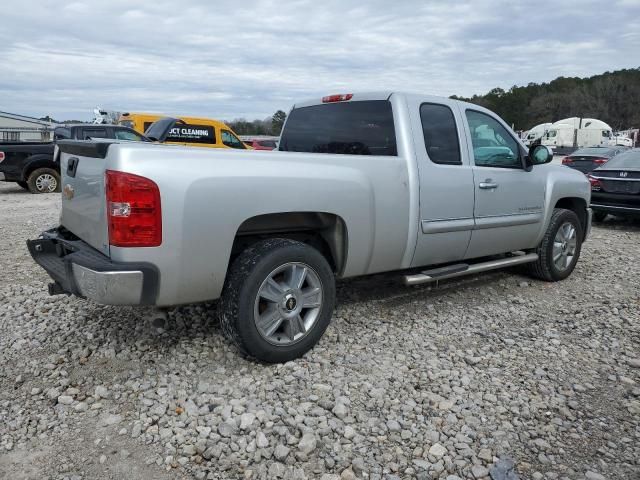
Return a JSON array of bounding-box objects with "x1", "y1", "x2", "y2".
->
[
  {"x1": 591, "y1": 203, "x2": 640, "y2": 214},
  {"x1": 591, "y1": 192, "x2": 640, "y2": 215},
  {"x1": 27, "y1": 228, "x2": 159, "y2": 305}
]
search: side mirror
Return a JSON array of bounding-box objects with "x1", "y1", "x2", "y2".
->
[{"x1": 527, "y1": 144, "x2": 553, "y2": 166}]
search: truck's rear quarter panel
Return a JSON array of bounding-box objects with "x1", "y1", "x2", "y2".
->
[{"x1": 98, "y1": 142, "x2": 411, "y2": 306}]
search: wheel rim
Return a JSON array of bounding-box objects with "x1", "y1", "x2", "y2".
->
[
  {"x1": 552, "y1": 222, "x2": 577, "y2": 271},
  {"x1": 35, "y1": 174, "x2": 57, "y2": 192},
  {"x1": 253, "y1": 262, "x2": 323, "y2": 346}
]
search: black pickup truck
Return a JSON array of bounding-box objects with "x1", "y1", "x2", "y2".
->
[{"x1": 0, "y1": 124, "x2": 147, "y2": 193}]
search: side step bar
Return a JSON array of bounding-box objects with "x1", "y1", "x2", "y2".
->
[{"x1": 403, "y1": 252, "x2": 538, "y2": 286}]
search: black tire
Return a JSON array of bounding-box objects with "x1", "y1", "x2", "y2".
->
[
  {"x1": 218, "y1": 238, "x2": 336, "y2": 363},
  {"x1": 17, "y1": 181, "x2": 29, "y2": 190},
  {"x1": 27, "y1": 168, "x2": 60, "y2": 194},
  {"x1": 592, "y1": 210, "x2": 607, "y2": 222},
  {"x1": 527, "y1": 208, "x2": 583, "y2": 282}
]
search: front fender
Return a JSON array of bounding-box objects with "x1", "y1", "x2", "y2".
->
[{"x1": 535, "y1": 165, "x2": 591, "y2": 245}]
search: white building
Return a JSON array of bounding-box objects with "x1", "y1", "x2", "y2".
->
[{"x1": 0, "y1": 111, "x2": 57, "y2": 142}]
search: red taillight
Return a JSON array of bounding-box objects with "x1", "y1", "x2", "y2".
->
[
  {"x1": 561, "y1": 156, "x2": 572, "y2": 164},
  {"x1": 322, "y1": 93, "x2": 353, "y2": 103},
  {"x1": 105, "y1": 170, "x2": 161, "y2": 247},
  {"x1": 587, "y1": 174, "x2": 601, "y2": 191},
  {"x1": 592, "y1": 158, "x2": 607, "y2": 165},
  {"x1": 0, "y1": 151, "x2": 5, "y2": 163}
]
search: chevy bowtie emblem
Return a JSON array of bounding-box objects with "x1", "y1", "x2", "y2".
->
[
  {"x1": 619, "y1": 171, "x2": 628, "y2": 177},
  {"x1": 63, "y1": 184, "x2": 75, "y2": 199}
]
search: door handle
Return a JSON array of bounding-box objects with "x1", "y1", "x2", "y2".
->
[
  {"x1": 479, "y1": 181, "x2": 498, "y2": 189},
  {"x1": 67, "y1": 157, "x2": 79, "y2": 178}
]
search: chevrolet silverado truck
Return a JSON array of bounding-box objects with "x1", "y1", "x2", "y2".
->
[
  {"x1": 0, "y1": 124, "x2": 147, "y2": 193},
  {"x1": 27, "y1": 92, "x2": 592, "y2": 362}
]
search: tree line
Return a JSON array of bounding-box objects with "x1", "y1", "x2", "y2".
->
[
  {"x1": 451, "y1": 67, "x2": 640, "y2": 131},
  {"x1": 227, "y1": 110, "x2": 287, "y2": 136}
]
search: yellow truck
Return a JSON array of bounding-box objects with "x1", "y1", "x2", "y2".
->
[{"x1": 118, "y1": 112, "x2": 247, "y2": 149}]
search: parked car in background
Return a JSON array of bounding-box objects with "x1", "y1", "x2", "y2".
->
[
  {"x1": 561, "y1": 146, "x2": 628, "y2": 173},
  {"x1": 241, "y1": 136, "x2": 279, "y2": 150},
  {"x1": 0, "y1": 124, "x2": 147, "y2": 193},
  {"x1": 588, "y1": 148, "x2": 640, "y2": 221},
  {"x1": 119, "y1": 112, "x2": 247, "y2": 150},
  {"x1": 609, "y1": 134, "x2": 634, "y2": 147},
  {"x1": 29, "y1": 91, "x2": 591, "y2": 363}
]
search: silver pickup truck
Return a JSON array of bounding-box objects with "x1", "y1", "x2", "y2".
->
[{"x1": 28, "y1": 92, "x2": 592, "y2": 362}]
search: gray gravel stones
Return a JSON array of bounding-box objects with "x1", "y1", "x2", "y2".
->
[
  {"x1": 297, "y1": 433, "x2": 317, "y2": 455},
  {"x1": 1, "y1": 183, "x2": 640, "y2": 479}
]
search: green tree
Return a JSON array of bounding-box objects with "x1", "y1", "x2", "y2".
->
[
  {"x1": 271, "y1": 110, "x2": 287, "y2": 135},
  {"x1": 455, "y1": 67, "x2": 640, "y2": 131}
]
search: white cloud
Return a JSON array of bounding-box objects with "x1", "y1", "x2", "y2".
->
[{"x1": 0, "y1": 0, "x2": 638, "y2": 121}]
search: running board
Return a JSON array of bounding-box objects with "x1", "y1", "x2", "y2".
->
[{"x1": 403, "y1": 253, "x2": 538, "y2": 286}]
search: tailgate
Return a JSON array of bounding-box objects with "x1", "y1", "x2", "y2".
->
[{"x1": 58, "y1": 140, "x2": 114, "y2": 256}]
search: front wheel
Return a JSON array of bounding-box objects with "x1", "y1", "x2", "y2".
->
[
  {"x1": 218, "y1": 238, "x2": 336, "y2": 363},
  {"x1": 27, "y1": 168, "x2": 60, "y2": 194},
  {"x1": 527, "y1": 208, "x2": 583, "y2": 281}
]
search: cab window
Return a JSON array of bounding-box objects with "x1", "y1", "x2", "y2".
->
[
  {"x1": 54, "y1": 128, "x2": 70, "y2": 141},
  {"x1": 420, "y1": 103, "x2": 461, "y2": 165},
  {"x1": 81, "y1": 128, "x2": 108, "y2": 140},
  {"x1": 465, "y1": 110, "x2": 521, "y2": 168},
  {"x1": 221, "y1": 130, "x2": 246, "y2": 149}
]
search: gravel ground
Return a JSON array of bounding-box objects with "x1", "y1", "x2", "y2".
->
[{"x1": 1, "y1": 181, "x2": 639, "y2": 480}]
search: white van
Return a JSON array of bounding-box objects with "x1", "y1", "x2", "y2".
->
[{"x1": 542, "y1": 117, "x2": 612, "y2": 153}]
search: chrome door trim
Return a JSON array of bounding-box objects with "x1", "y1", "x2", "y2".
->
[
  {"x1": 474, "y1": 212, "x2": 543, "y2": 230},
  {"x1": 421, "y1": 217, "x2": 475, "y2": 234}
]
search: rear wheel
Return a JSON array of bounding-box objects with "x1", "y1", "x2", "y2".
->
[
  {"x1": 592, "y1": 210, "x2": 607, "y2": 222},
  {"x1": 218, "y1": 238, "x2": 336, "y2": 363},
  {"x1": 27, "y1": 168, "x2": 60, "y2": 194},
  {"x1": 527, "y1": 208, "x2": 583, "y2": 281},
  {"x1": 17, "y1": 181, "x2": 29, "y2": 190}
]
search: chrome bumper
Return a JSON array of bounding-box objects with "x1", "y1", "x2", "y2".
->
[{"x1": 71, "y1": 264, "x2": 145, "y2": 305}]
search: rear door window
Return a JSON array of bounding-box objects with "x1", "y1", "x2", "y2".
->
[
  {"x1": 279, "y1": 100, "x2": 397, "y2": 156},
  {"x1": 420, "y1": 103, "x2": 461, "y2": 165}
]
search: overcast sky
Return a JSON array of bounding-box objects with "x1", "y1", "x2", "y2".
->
[{"x1": 1, "y1": 0, "x2": 639, "y2": 122}]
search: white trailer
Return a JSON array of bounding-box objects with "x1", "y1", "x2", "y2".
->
[{"x1": 542, "y1": 117, "x2": 612, "y2": 154}]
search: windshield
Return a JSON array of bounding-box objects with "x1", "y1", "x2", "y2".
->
[
  {"x1": 279, "y1": 100, "x2": 397, "y2": 156},
  {"x1": 599, "y1": 149, "x2": 640, "y2": 170}
]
